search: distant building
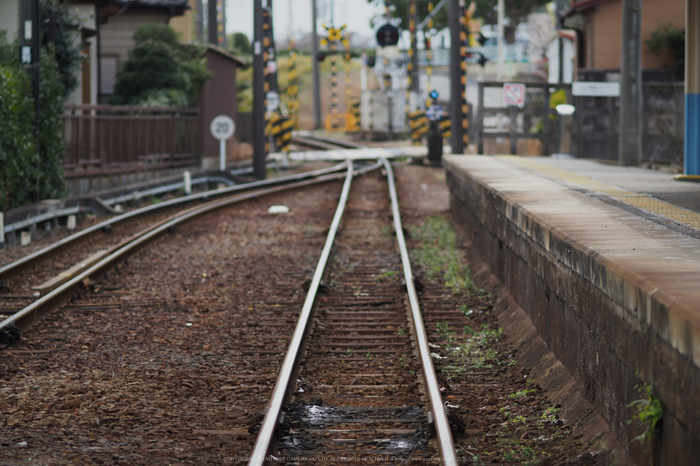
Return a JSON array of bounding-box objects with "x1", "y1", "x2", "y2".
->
[
  {"x1": 565, "y1": 0, "x2": 684, "y2": 76},
  {"x1": 98, "y1": 0, "x2": 190, "y2": 102},
  {"x1": 0, "y1": 0, "x2": 191, "y2": 105}
]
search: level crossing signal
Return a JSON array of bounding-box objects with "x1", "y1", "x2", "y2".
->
[{"x1": 376, "y1": 23, "x2": 399, "y2": 47}]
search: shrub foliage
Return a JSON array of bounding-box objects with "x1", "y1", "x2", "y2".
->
[
  {"x1": 111, "y1": 24, "x2": 210, "y2": 107},
  {"x1": 0, "y1": 34, "x2": 67, "y2": 212}
]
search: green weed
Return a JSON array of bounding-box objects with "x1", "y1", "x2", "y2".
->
[
  {"x1": 411, "y1": 216, "x2": 476, "y2": 291},
  {"x1": 627, "y1": 382, "x2": 663, "y2": 443}
]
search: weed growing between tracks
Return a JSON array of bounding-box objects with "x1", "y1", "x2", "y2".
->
[{"x1": 408, "y1": 213, "x2": 597, "y2": 465}]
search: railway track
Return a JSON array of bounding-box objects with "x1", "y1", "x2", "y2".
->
[
  {"x1": 247, "y1": 157, "x2": 459, "y2": 465},
  {"x1": 0, "y1": 161, "x2": 352, "y2": 342},
  {"x1": 0, "y1": 136, "x2": 599, "y2": 465}
]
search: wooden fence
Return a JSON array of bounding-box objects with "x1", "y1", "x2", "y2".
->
[{"x1": 63, "y1": 105, "x2": 201, "y2": 177}]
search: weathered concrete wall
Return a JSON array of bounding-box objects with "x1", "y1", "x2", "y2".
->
[{"x1": 444, "y1": 155, "x2": 700, "y2": 466}]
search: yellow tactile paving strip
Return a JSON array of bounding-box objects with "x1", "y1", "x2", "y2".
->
[{"x1": 501, "y1": 156, "x2": 700, "y2": 231}]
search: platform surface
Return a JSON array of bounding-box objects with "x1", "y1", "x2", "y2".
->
[
  {"x1": 443, "y1": 153, "x2": 700, "y2": 464},
  {"x1": 444, "y1": 154, "x2": 700, "y2": 363}
]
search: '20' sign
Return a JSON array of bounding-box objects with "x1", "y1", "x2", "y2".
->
[{"x1": 210, "y1": 115, "x2": 235, "y2": 140}]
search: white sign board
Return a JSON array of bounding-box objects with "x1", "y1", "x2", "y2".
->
[
  {"x1": 210, "y1": 115, "x2": 235, "y2": 140},
  {"x1": 210, "y1": 115, "x2": 235, "y2": 172},
  {"x1": 266, "y1": 91, "x2": 280, "y2": 113},
  {"x1": 572, "y1": 82, "x2": 620, "y2": 97},
  {"x1": 503, "y1": 83, "x2": 526, "y2": 108}
]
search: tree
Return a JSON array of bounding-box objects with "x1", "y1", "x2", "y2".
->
[
  {"x1": 369, "y1": 1, "x2": 449, "y2": 31},
  {"x1": 0, "y1": 34, "x2": 66, "y2": 212},
  {"x1": 229, "y1": 32, "x2": 252, "y2": 57},
  {"x1": 645, "y1": 22, "x2": 685, "y2": 73},
  {"x1": 473, "y1": 0, "x2": 549, "y2": 43},
  {"x1": 110, "y1": 24, "x2": 210, "y2": 107},
  {"x1": 372, "y1": 0, "x2": 548, "y2": 44},
  {"x1": 41, "y1": 0, "x2": 83, "y2": 97}
]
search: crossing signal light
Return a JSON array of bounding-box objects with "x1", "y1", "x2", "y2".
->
[
  {"x1": 376, "y1": 23, "x2": 399, "y2": 47},
  {"x1": 477, "y1": 33, "x2": 487, "y2": 46},
  {"x1": 317, "y1": 51, "x2": 326, "y2": 62}
]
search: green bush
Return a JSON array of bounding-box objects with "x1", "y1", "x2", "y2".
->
[
  {"x1": 0, "y1": 34, "x2": 66, "y2": 212},
  {"x1": 646, "y1": 22, "x2": 685, "y2": 73},
  {"x1": 41, "y1": 0, "x2": 83, "y2": 97},
  {"x1": 0, "y1": 65, "x2": 38, "y2": 212},
  {"x1": 111, "y1": 24, "x2": 210, "y2": 107}
]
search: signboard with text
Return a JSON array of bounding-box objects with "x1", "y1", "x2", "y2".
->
[
  {"x1": 572, "y1": 82, "x2": 620, "y2": 97},
  {"x1": 503, "y1": 83, "x2": 526, "y2": 108}
]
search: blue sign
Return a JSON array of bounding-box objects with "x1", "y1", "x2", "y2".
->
[
  {"x1": 429, "y1": 90, "x2": 439, "y2": 100},
  {"x1": 426, "y1": 104, "x2": 443, "y2": 121}
]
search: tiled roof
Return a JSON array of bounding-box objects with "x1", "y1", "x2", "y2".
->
[{"x1": 569, "y1": 0, "x2": 616, "y2": 13}]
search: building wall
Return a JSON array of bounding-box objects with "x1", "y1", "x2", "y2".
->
[
  {"x1": 170, "y1": 9, "x2": 194, "y2": 44},
  {"x1": 0, "y1": 0, "x2": 19, "y2": 41},
  {"x1": 66, "y1": 3, "x2": 98, "y2": 106},
  {"x1": 199, "y1": 49, "x2": 238, "y2": 160},
  {"x1": 100, "y1": 11, "x2": 170, "y2": 68},
  {"x1": 587, "y1": 0, "x2": 684, "y2": 70}
]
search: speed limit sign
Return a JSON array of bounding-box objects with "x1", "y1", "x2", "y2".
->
[
  {"x1": 210, "y1": 115, "x2": 235, "y2": 171},
  {"x1": 210, "y1": 115, "x2": 235, "y2": 140}
]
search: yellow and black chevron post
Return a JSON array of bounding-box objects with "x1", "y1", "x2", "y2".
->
[
  {"x1": 347, "y1": 97, "x2": 360, "y2": 133},
  {"x1": 409, "y1": 110, "x2": 428, "y2": 146},
  {"x1": 405, "y1": 0, "x2": 417, "y2": 129},
  {"x1": 266, "y1": 113, "x2": 293, "y2": 152},
  {"x1": 459, "y1": 3, "x2": 471, "y2": 146},
  {"x1": 438, "y1": 116, "x2": 451, "y2": 140},
  {"x1": 321, "y1": 25, "x2": 349, "y2": 132},
  {"x1": 287, "y1": 42, "x2": 299, "y2": 128}
]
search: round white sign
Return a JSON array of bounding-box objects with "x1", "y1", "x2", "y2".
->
[
  {"x1": 210, "y1": 115, "x2": 235, "y2": 140},
  {"x1": 266, "y1": 91, "x2": 280, "y2": 113}
]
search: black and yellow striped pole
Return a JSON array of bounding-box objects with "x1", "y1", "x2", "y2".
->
[
  {"x1": 459, "y1": 2, "x2": 472, "y2": 147},
  {"x1": 286, "y1": 1, "x2": 298, "y2": 129},
  {"x1": 426, "y1": 2, "x2": 434, "y2": 108},
  {"x1": 406, "y1": 0, "x2": 416, "y2": 122},
  {"x1": 321, "y1": 25, "x2": 348, "y2": 131}
]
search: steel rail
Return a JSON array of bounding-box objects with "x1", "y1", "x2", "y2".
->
[
  {"x1": 248, "y1": 160, "x2": 356, "y2": 466},
  {"x1": 0, "y1": 164, "x2": 384, "y2": 336},
  {"x1": 0, "y1": 162, "x2": 349, "y2": 282},
  {"x1": 290, "y1": 136, "x2": 347, "y2": 151},
  {"x1": 382, "y1": 158, "x2": 458, "y2": 466},
  {"x1": 293, "y1": 133, "x2": 365, "y2": 150}
]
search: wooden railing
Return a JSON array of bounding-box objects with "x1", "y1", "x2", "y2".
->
[{"x1": 63, "y1": 105, "x2": 201, "y2": 177}]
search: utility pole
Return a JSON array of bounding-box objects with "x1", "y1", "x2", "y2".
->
[
  {"x1": 196, "y1": 0, "x2": 204, "y2": 43},
  {"x1": 253, "y1": 0, "x2": 267, "y2": 180},
  {"x1": 311, "y1": 0, "x2": 322, "y2": 129},
  {"x1": 449, "y1": 0, "x2": 464, "y2": 154},
  {"x1": 686, "y1": 0, "x2": 700, "y2": 175},
  {"x1": 19, "y1": 0, "x2": 41, "y2": 130},
  {"x1": 208, "y1": 0, "x2": 218, "y2": 45},
  {"x1": 619, "y1": 0, "x2": 642, "y2": 166},
  {"x1": 497, "y1": 0, "x2": 504, "y2": 80}
]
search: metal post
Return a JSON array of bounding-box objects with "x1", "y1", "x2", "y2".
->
[
  {"x1": 208, "y1": 0, "x2": 218, "y2": 45},
  {"x1": 311, "y1": 0, "x2": 322, "y2": 129},
  {"x1": 497, "y1": 0, "x2": 505, "y2": 80},
  {"x1": 686, "y1": 0, "x2": 700, "y2": 174},
  {"x1": 449, "y1": 0, "x2": 464, "y2": 153},
  {"x1": 619, "y1": 0, "x2": 642, "y2": 166},
  {"x1": 253, "y1": 0, "x2": 267, "y2": 180},
  {"x1": 196, "y1": 0, "x2": 204, "y2": 43}
]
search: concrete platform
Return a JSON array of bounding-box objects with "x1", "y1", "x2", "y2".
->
[{"x1": 444, "y1": 155, "x2": 700, "y2": 466}]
